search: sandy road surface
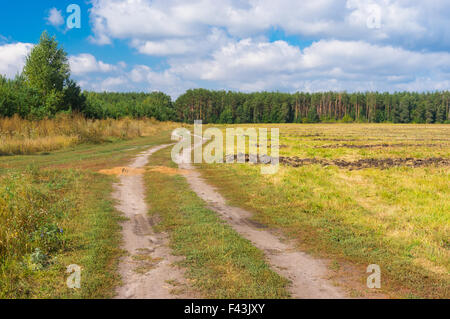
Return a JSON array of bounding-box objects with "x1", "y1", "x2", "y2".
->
[{"x1": 113, "y1": 144, "x2": 196, "y2": 299}]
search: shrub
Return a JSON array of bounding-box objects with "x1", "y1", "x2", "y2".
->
[{"x1": 341, "y1": 114, "x2": 354, "y2": 123}]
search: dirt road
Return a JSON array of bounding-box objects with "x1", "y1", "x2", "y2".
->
[
  {"x1": 113, "y1": 144, "x2": 195, "y2": 299},
  {"x1": 179, "y1": 161, "x2": 346, "y2": 298},
  {"x1": 113, "y1": 140, "x2": 346, "y2": 299},
  {"x1": 169, "y1": 132, "x2": 347, "y2": 298}
]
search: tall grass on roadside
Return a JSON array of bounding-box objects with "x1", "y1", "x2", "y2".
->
[
  {"x1": 0, "y1": 167, "x2": 123, "y2": 298},
  {"x1": 0, "y1": 168, "x2": 79, "y2": 297},
  {"x1": 0, "y1": 168, "x2": 70, "y2": 260},
  {"x1": 0, "y1": 114, "x2": 178, "y2": 155}
]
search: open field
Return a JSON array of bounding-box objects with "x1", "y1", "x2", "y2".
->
[
  {"x1": 197, "y1": 124, "x2": 450, "y2": 298},
  {"x1": 1, "y1": 120, "x2": 448, "y2": 299}
]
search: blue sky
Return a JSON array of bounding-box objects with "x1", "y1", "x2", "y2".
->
[{"x1": 0, "y1": 0, "x2": 449, "y2": 97}]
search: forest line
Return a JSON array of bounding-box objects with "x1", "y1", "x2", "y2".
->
[
  {"x1": 1, "y1": 32, "x2": 449, "y2": 124},
  {"x1": 3, "y1": 84, "x2": 449, "y2": 124},
  {"x1": 174, "y1": 89, "x2": 450, "y2": 124}
]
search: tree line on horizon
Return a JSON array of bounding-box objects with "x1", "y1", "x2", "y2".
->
[
  {"x1": 1, "y1": 32, "x2": 449, "y2": 124},
  {"x1": 174, "y1": 89, "x2": 450, "y2": 124}
]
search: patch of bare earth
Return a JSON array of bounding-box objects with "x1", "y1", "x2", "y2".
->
[
  {"x1": 107, "y1": 145, "x2": 197, "y2": 299},
  {"x1": 315, "y1": 143, "x2": 446, "y2": 149},
  {"x1": 228, "y1": 154, "x2": 450, "y2": 170}
]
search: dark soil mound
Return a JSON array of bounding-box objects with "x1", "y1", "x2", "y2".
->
[{"x1": 225, "y1": 154, "x2": 450, "y2": 170}]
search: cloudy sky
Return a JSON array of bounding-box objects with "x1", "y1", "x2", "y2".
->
[{"x1": 0, "y1": 0, "x2": 449, "y2": 97}]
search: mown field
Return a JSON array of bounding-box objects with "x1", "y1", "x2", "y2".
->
[{"x1": 197, "y1": 124, "x2": 449, "y2": 298}]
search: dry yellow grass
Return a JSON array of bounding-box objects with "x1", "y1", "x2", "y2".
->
[
  {"x1": 0, "y1": 114, "x2": 180, "y2": 155},
  {"x1": 197, "y1": 123, "x2": 450, "y2": 298},
  {"x1": 0, "y1": 135, "x2": 79, "y2": 155}
]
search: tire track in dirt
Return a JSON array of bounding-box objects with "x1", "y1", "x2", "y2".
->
[
  {"x1": 179, "y1": 161, "x2": 346, "y2": 298},
  {"x1": 174, "y1": 134, "x2": 347, "y2": 298},
  {"x1": 112, "y1": 144, "x2": 196, "y2": 299}
]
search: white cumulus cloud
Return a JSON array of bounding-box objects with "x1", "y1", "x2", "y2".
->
[
  {"x1": 0, "y1": 42, "x2": 34, "y2": 78},
  {"x1": 46, "y1": 8, "x2": 65, "y2": 27},
  {"x1": 69, "y1": 54, "x2": 117, "y2": 75},
  {"x1": 89, "y1": 0, "x2": 450, "y2": 51},
  {"x1": 170, "y1": 39, "x2": 450, "y2": 92},
  {"x1": 74, "y1": 0, "x2": 450, "y2": 95}
]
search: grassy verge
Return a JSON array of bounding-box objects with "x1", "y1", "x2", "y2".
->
[
  {"x1": 0, "y1": 168, "x2": 122, "y2": 298},
  {"x1": 144, "y1": 147, "x2": 289, "y2": 298},
  {"x1": 0, "y1": 127, "x2": 178, "y2": 298}
]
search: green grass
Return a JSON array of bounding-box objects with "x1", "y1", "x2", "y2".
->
[
  {"x1": 196, "y1": 123, "x2": 450, "y2": 298},
  {"x1": 0, "y1": 168, "x2": 123, "y2": 298},
  {"x1": 0, "y1": 128, "x2": 176, "y2": 298},
  {"x1": 144, "y1": 147, "x2": 289, "y2": 298}
]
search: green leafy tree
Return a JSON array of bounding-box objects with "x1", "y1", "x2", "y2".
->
[
  {"x1": 425, "y1": 102, "x2": 436, "y2": 123},
  {"x1": 398, "y1": 95, "x2": 411, "y2": 123},
  {"x1": 23, "y1": 31, "x2": 70, "y2": 96},
  {"x1": 63, "y1": 80, "x2": 86, "y2": 113},
  {"x1": 306, "y1": 105, "x2": 320, "y2": 123},
  {"x1": 412, "y1": 100, "x2": 427, "y2": 123},
  {"x1": 436, "y1": 105, "x2": 446, "y2": 123},
  {"x1": 219, "y1": 106, "x2": 233, "y2": 124},
  {"x1": 22, "y1": 31, "x2": 71, "y2": 117}
]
